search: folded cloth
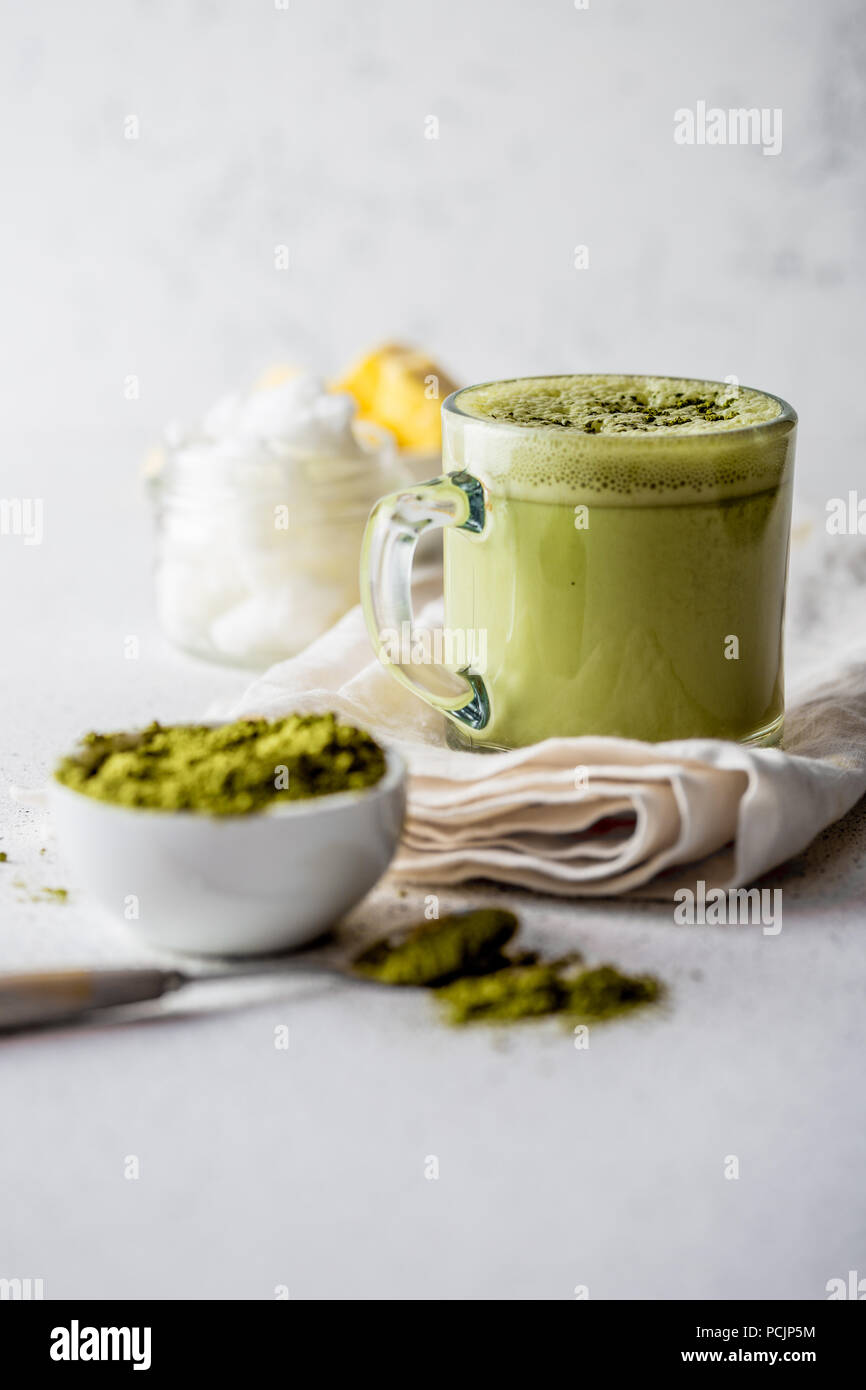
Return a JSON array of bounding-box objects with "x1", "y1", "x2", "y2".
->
[{"x1": 226, "y1": 512, "x2": 866, "y2": 896}]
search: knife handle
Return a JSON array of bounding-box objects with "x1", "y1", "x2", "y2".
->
[{"x1": 0, "y1": 968, "x2": 186, "y2": 1031}]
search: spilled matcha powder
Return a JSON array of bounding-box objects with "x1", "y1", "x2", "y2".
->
[
  {"x1": 37, "y1": 886, "x2": 68, "y2": 904},
  {"x1": 351, "y1": 909, "x2": 662, "y2": 1027},
  {"x1": 437, "y1": 960, "x2": 659, "y2": 1025},
  {"x1": 13, "y1": 877, "x2": 68, "y2": 904},
  {"x1": 54, "y1": 714, "x2": 387, "y2": 815}
]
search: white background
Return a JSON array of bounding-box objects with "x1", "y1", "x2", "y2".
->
[
  {"x1": 0, "y1": 0, "x2": 864, "y2": 1302},
  {"x1": 2, "y1": 0, "x2": 864, "y2": 493}
]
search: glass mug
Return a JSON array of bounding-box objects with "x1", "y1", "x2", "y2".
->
[{"x1": 360, "y1": 375, "x2": 797, "y2": 751}]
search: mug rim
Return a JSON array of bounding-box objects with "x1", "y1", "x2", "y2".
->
[{"x1": 443, "y1": 373, "x2": 797, "y2": 441}]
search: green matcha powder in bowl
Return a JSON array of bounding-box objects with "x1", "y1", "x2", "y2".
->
[{"x1": 51, "y1": 714, "x2": 407, "y2": 957}]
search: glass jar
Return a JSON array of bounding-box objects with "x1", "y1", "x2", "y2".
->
[{"x1": 151, "y1": 420, "x2": 408, "y2": 668}]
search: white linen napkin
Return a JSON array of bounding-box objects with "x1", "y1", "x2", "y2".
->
[{"x1": 227, "y1": 510, "x2": 866, "y2": 896}]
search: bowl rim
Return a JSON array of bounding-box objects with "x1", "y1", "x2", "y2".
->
[{"x1": 51, "y1": 741, "x2": 406, "y2": 824}]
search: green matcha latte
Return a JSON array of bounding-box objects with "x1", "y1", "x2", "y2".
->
[{"x1": 438, "y1": 374, "x2": 796, "y2": 749}]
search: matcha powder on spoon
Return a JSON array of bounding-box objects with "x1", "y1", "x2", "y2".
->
[{"x1": 54, "y1": 713, "x2": 387, "y2": 814}]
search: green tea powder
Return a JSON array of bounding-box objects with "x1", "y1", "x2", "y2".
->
[
  {"x1": 353, "y1": 909, "x2": 518, "y2": 986},
  {"x1": 352, "y1": 910, "x2": 663, "y2": 1027},
  {"x1": 55, "y1": 714, "x2": 387, "y2": 815}
]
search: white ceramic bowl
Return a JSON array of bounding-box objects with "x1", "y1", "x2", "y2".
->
[{"x1": 50, "y1": 749, "x2": 406, "y2": 957}]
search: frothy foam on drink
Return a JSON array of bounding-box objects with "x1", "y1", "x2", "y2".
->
[
  {"x1": 446, "y1": 374, "x2": 793, "y2": 505},
  {"x1": 458, "y1": 375, "x2": 779, "y2": 435}
]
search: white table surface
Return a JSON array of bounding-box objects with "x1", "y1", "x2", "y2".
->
[{"x1": 1, "y1": 430, "x2": 864, "y2": 1302}]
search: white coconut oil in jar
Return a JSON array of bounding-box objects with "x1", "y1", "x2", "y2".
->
[{"x1": 151, "y1": 373, "x2": 407, "y2": 668}]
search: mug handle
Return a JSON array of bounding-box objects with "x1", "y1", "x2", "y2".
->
[{"x1": 360, "y1": 470, "x2": 490, "y2": 732}]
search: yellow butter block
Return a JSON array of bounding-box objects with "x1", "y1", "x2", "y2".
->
[{"x1": 335, "y1": 343, "x2": 457, "y2": 452}]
